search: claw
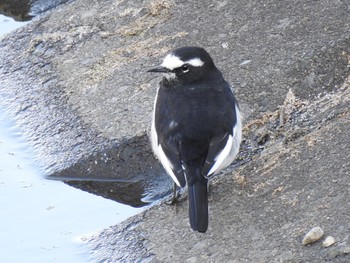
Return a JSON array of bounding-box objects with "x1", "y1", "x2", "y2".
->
[{"x1": 165, "y1": 183, "x2": 179, "y2": 205}]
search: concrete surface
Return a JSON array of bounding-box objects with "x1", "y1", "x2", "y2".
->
[
  {"x1": 86, "y1": 79, "x2": 350, "y2": 262},
  {"x1": 0, "y1": 0, "x2": 349, "y2": 261}
]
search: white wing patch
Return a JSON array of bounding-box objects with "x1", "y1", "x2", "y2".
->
[
  {"x1": 157, "y1": 144, "x2": 181, "y2": 187},
  {"x1": 208, "y1": 104, "x2": 242, "y2": 176},
  {"x1": 208, "y1": 135, "x2": 233, "y2": 175},
  {"x1": 151, "y1": 88, "x2": 181, "y2": 187},
  {"x1": 161, "y1": 54, "x2": 204, "y2": 70}
]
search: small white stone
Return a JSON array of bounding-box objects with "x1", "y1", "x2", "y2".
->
[
  {"x1": 222, "y1": 42, "x2": 229, "y2": 49},
  {"x1": 322, "y1": 236, "x2": 336, "y2": 247},
  {"x1": 239, "y1": 60, "x2": 252, "y2": 66},
  {"x1": 302, "y1": 227, "x2": 324, "y2": 245}
]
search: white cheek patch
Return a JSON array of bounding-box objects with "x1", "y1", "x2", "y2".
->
[{"x1": 161, "y1": 54, "x2": 204, "y2": 70}]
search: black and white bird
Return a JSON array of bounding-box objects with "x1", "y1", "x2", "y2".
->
[{"x1": 148, "y1": 46, "x2": 242, "y2": 233}]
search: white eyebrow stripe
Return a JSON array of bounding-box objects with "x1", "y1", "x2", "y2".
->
[
  {"x1": 161, "y1": 54, "x2": 204, "y2": 70},
  {"x1": 186, "y1": 58, "x2": 205, "y2": 67}
]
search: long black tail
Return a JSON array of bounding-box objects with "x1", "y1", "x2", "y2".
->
[{"x1": 188, "y1": 177, "x2": 208, "y2": 233}]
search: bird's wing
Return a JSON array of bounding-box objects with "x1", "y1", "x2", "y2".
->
[
  {"x1": 202, "y1": 92, "x2": 241, "y2": 177},
  {"x1": 154, "y1": 136, "x2": 186, "y2": 188},
  {"x1": 152, "y1": 81, "x2": 186, "y2": 188},
  {"x1": 202, "y1": 132, "x2": 232, "y2": 176}
]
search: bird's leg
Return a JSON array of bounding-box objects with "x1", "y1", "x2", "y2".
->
[{"x1": 166, "y1": 182, "x2": 179, "y2": 205}]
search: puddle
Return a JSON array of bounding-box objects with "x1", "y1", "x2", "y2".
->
[
  {"x1": 0, "y1": 109, "x2": 143, "y2": 262},
  {"x1": 1, "y1": 2, "x2": 175, "y2": 208},
  {"x1": 0, "y1": 8, "x2": 176, "y2": 262},
  {"x1": 0, "y1": 13, "x2": 29, "y2": 36},
  {"x1": 0, "y1": 32, "x2": 171, "y2": 261},
  {"x1": 0, "y1": 12, "x2": 144, "y2": 263},
  {"x1": 51, "y1": 134, "x2": 174, "y2": 208}
]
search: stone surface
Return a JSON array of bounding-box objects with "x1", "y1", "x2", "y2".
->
[
  {"x1": 302, "y1": 227, "x2": 324, "y2": 246},
  {"x1": 323, "y1": 236, "x2": 336, "y2": 248},
  {"x1": 0, "y1": 0, "x2": 350, "y2": 261}
]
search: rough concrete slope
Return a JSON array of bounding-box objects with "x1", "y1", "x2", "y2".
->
[
  {"x1": 86, "y1": 78, "x2": 350, "y2": 262},
  {"x1": 0, "y1": 0, "x2": 348, "y2": 177},
  {"x1": 0, "y1": 0, "x2": 349, "y2": 261}
]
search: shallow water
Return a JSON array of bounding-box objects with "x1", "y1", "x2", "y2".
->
[
  {"x1": 0, "y1": 14, "x2": 142, "y2": 263},
  {"x1": 0, "y1": 109, "x2": 142, "y2": 262},
  {"x1": 0, "y1": 14, "x2": 29, "y2": 36}
]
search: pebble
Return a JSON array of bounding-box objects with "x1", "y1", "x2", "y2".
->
[
  {"x1": 302, "y1": 227, "x2": 324, "y2": 245},
  {"x1": 322, "y1": 236, "x2": 336, "y2": 247}
]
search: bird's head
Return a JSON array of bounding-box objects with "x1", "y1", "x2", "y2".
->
[{"x1": 148, "y1": 46, "x2": 217, "y2": 83}]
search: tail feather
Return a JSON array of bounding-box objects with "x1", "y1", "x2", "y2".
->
[{"x1": 188, "y1": 178, "x2": 208, "y2": 233}]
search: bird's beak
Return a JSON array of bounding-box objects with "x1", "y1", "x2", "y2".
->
[{"x1": 147, "y1": 66, "x2": 171, "y2": 73}]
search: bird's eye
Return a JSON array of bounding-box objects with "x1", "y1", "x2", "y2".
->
[{"x1": 181, "y1": 64, "x2": 189, "y2": 73}]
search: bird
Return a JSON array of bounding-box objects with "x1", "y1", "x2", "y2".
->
[{"x1": 148, "y1": 46, "x2": 242, "y2": 233}]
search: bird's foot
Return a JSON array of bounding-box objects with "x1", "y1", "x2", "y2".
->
[
  {"x1": 165, "y1": 192, "x2": 180, "y2": 205},
  {"x1": 165, "y1": 183, "x2": 180, "y2": 205}
]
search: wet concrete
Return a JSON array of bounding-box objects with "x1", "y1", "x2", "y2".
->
[
  {"x1": 0, "y1": 0, "x2": 33, "y2": 21},
  {"x1": 0, "y1": 0, "x2": 350, "y2": 261}
]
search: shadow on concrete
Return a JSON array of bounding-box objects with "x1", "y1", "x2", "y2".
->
[{"x1": 49, "y1": 134, "x2": 174, "y2": 207}]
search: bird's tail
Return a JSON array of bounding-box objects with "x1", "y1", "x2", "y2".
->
[{"x1": 188, "y1": 177, "x2": 208, "y2": 233}]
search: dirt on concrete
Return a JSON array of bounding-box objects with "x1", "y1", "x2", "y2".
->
[{"x1": 0, "y1": 0, "x2": 350, "y2": 262}]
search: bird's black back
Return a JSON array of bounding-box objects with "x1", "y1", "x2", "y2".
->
[{"x1": 154, "y1": 70, "x2": 237, "y2": 175}]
